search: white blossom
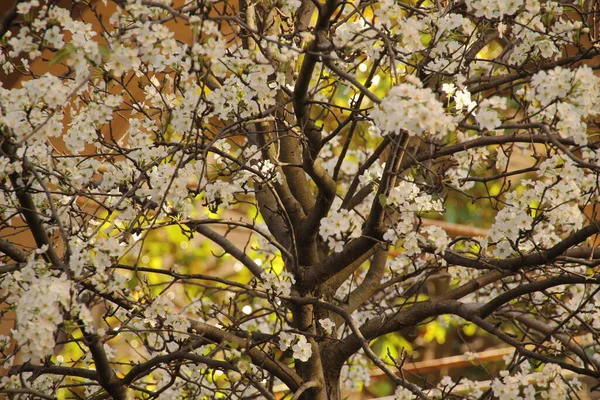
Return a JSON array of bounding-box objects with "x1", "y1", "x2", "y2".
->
[
  {"x1": 291, "y1": 335, "x2": 312, "y2": 362},
  {"x1": 319, "y1": 318, "x2": 335, "y2": 335},
  {"x1": 371, "y1": 76, "x2": 455, "y2": 139}
]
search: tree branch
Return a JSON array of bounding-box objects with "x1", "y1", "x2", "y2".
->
[
  {"x1": 0, "y1": 0, "x2": 22, "y2": 40},
  {"x1": 301, "y1": 133, "x2": 408, "y2": 287},
  {"x1": 1, "y1": 137, "x2": 62, "y2": 269},
  {"x1": 438, "y1": 221, "x2": 600, "y2": 272},
  {"x1": 341, "y1": 136, "x2": 391, "y2": 210},
  {"x1": 84, "y1": 333, "x2": 129, "y2": 400},
  {"x1": 188, "y1": 320, "x2": 302, "y2": 391},
  {"x1": 183, "y1": 219, "x2": 293, "y2": 261},
  {"x1": 300, "y1": 236, "x2": 378, "y2": 289},
  {"x1": 287, "y1": 296, "x2": 432, "y2": 400},
  {"x1": 0, "y1": 238, "x2": 26, "y2": 262},
  {"x1": 498, "y1": 308, "x2": 600, "y2": 372},
  {"x1": 467, "y1": 47, "x2": 600, "y2": 94},
  {"x1": 292, "y1": 380, "x2": 322, "y2": 400},
  {"x1": 453, "y1": 302, "x2": 600, "y2": 379},
  {"x1": 123, "y1": 351, "x2": 233, "y2": 385},
  {"x1": 401, "y1": 132, "x2": 580, "y2": 172},
  {"x1": 343, "y1": 246, "x2": 387, "y2": 315},
  {"x1": 478, "y1": 274, "x2": 600, "y2": 318},
  {"x1": 9, "y1": 364, "x2": 97, "y2": 380},
  {"x1": 190, "y1": 223, "x2": 264, "y2": 278},
  {"x1": 322, "y1": 58, "x2": 381, "y2": 104}
]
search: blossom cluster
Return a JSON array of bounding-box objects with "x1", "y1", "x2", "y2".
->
[
  {"x1": 371, "y1": 75, "x2": 455, "y2": 139},
  {"x1": 486, "y1": 155, "x2": 589, "y2": 257},
  {"x1": 279, "y1": 332, "x2": 312, "y2": 362},
  {"x1": 319, "y1": 206, "x2": 363, "y2": 253},
  {"x1": 382, "y1": 180, "x2": 447, "y2": 253},
  {"x1": 525, "y1": 66, "x2": 600, "y2": 146}
]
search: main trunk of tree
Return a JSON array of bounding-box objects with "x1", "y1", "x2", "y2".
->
[{"x1": 324, "y1": 367, "x2": 342, "y2": 400}]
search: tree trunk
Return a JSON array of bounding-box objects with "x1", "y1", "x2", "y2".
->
[{"x1": 323, "y1": 364, "x2": 342, "y2": 400}]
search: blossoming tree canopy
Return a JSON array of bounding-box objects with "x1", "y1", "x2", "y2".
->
[{"x1": 1, "y1": 0, "x2": 600, "y2": 398}]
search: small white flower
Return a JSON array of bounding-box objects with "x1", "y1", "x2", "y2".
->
[
  {"x1": 35, "y1": 244, "x2": 49, "y2": 254},
  {"x1": 292, "y1": 335, "x2": 312, "y2": 362},
  {"x1": 319, "y1": 318, "x2": 335, "y2": 335},
  {"x1": 279, "y1": 331, "x2": 295, "y2": 351},
  {"x1": 227, "y1": 370, "x2": 241, "y2": 382},
  {"x1": 441, "y1": 83, "x2": 456, "y2": 95},
  {"x1": 498, "y1": 22, "x2": 507, "y2": 38},
  {"x1": 394, "y1": 386, "x2": 416, "y2": 400},
  {"x1": 454, "y1": 88, "x2": 477, "y2": 113},
  {"x1": 438, "y1": 376, "x2": 454, "y2": 387}
]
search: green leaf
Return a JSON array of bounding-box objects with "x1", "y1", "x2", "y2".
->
[
  {"x1": 98, "y1": 44, "x2": 110, "y2": 57},
  {"x1": 463, "y1": 322, "x2": 477, "y2": 336},
  {"x1": 378, "y1": 194, "x2": 387, "y2": 207},
  {"x1": 49, "y1": 44, "x2": 75, "y2": 66},
  {"x1": 423, "y1": 320, "x2": 447, "y2": 344}
]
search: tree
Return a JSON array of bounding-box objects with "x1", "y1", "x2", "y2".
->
[{"x1": 1, "y1": 0, "x2": 600, "y2": 398}]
